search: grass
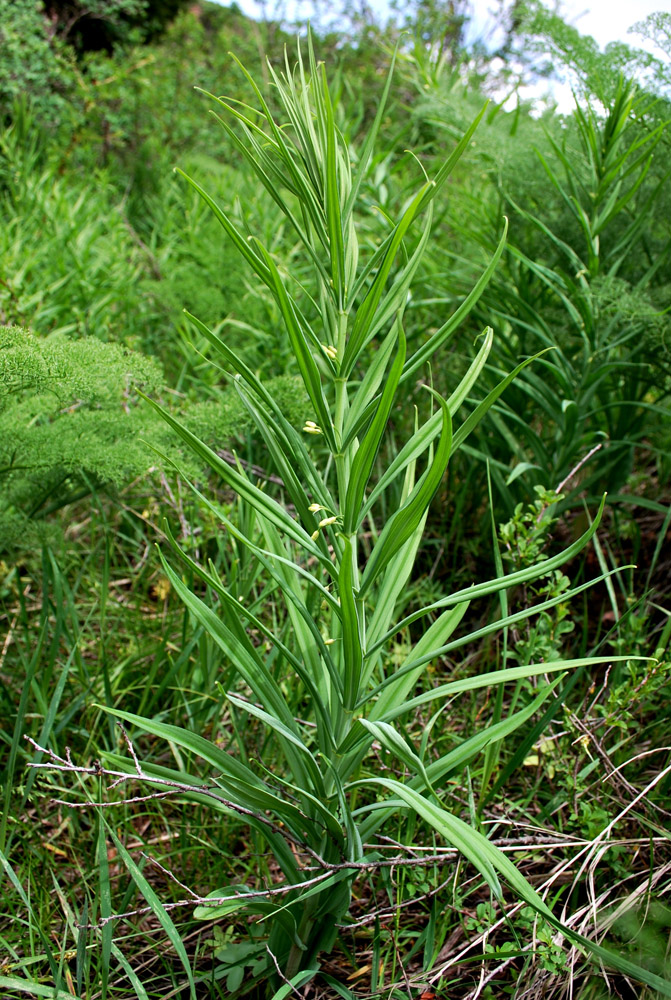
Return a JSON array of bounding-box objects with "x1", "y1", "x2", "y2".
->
[
  {"x1": 1, "y1": 10, "x2": 671, "y2": 1000},
  {"x1": 1, "y1": 508, "x2": 670, "y2": 998}
]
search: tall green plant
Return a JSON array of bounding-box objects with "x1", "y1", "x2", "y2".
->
[
  {"x1": 466, "y1": 77, "x2": 671, "y2": 506},
  {"x1": 96, "y1": 42, "x2": 668, "y2": 995}
]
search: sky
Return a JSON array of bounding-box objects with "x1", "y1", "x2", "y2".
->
[
  {"x1": 222, "y1": 0, "x2": 670, "y2": 52},
  {"x1": 215, "y1": 0, "x2": 670, "y2": 110},
  {"x1": 465, "y1": 0, "x2": 668, "y2": 51}
]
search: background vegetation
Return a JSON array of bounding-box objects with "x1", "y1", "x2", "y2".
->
[{"x1": 1, "y1": 1, "x2": 670, "y2": 998}]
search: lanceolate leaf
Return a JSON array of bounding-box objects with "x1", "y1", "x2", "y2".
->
[
  {"x1": 183, "y1": 310, "x2": 335, "y2": 510},
  {"x1": 142, "y1": 393, "x2": 325, "y2": 558},
  {"x1": 359, "y1": 779, "x2": 503, "y2": 897},
  {"x1": 356, "y1": 781, "x2": 671, "y2": 995},
  {"x1": 343, "y1": 321, "x2": 406, "y2": 533},
  {"x1": 342, "y1": 180, "x2": 433, "y2": 375},
  {"x1": 107, "y1": 825, "x2": 196, "y2": 1000},
  {"x1": 366, "y1": 494, "x2": 609, "y2": 656},
  {"x1": 401, "y1": 221, "x2": 507, "y2": 382},
  {"x1": 376, "y1": 656, "x2": 651, "y2": 723},
  {"x1": 254, "y1": 243, "x2": 336, "y2": 450},
  {"x1": 104, "y1": 708, "x2": 310, "y2": 835},
  {"x1": 358, "y1": 394, "x2": 452, "y2": 597},
  {"x1": 339, "y1": 536, "x2": 364, "y2": 711}
]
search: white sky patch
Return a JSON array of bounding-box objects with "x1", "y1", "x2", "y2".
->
[
  {"x1": 463, "y1": 0, "x2": 669, "y2": 51},
  {"x1": 221, "y1": 0, "x2": 670, "y2": 50},
  {"x1": 214, "y1": 0, "x2": 670, "y2": 111}
]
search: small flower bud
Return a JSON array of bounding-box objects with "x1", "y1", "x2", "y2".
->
[{"x1": 303, "y1": 420, "x2": 322, "y2": 435}]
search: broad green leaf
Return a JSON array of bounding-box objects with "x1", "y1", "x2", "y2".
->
[
  {"x1": 321, "y1": 62, "x2": 345, "y2": 299},
  {"x1": 109, "y1": 944, "x2": 150, "y2": 1000},
  {"x1": 100, "y1": 752, "x2": 302, "y2": 884},
  {"x1": 358, "y1": 683, "x2": 559, "y2": 841},
  {"x1": 343, "y1": 45, "x2": 398, "y2": 220},
  {"x1": 270, "y1": 969, "x2": 317, "y2": 1000},
  {"x1": 368, "y1": 567, "x2": 629, "y2": 702},
  {"x1": 356, "y1": 782, "x2": 671, "y2": 995},
  {"x1": 160, "y1": 560, "x2": 299, "y2": 733},
  {"x1": 97, "y1": 816, "x2": 112, "y2": 1000},
  {"x1": 450, "y1": 350, "x2": 554, "y2": 457}
]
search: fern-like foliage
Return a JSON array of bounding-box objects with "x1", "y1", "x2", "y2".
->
[
  {"x1": 0, "y1": 325, "x2": 165, "y2": 550},
  {"x1": 1, "y1": 325, "x2": 310, "y2": 554}
]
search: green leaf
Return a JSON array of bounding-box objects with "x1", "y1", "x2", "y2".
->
[
  {"x1": 343, "y1": 319, "x2": 406, "y2": 533},
  {"x1": 422, "y1": 680, "x2": 560, "y2": 783},
  {"x1": 102, "y1": 708, "x2": 309, "y2": 833},
  {"x1": 359, "y1": 778, "x2": 503, "y2": 898},
  {"x1": 339, "y1": 536, "x2": 364, "y2": 711},
  {"x1": 368, "y1": 494, "x2": 609, "y2": 653},
  {"x1": 161, "y1": 524, "x2": 336, "y2": 752},
  {"x1": 106, "y1": 825, "x2": 196, "y2": 1000},
  {"x1": 193, "y1": 884, "x2": 257, "y2": 921},
  {"x1": 254, "y1": 242, "x2": 336, "y2": 450},
  {"x1": 142, "y1": 393, "x2": 325, "y2": 560},
  {"x1": 360, "y1": 720, "x2": 433, "y2": 795},
  {"x1": 358, "y1": 393, "x2": 452, "y2": 598},
  {"x1": 401, "y1": 221, "x2": 507, "y2": 382},
  {"x1": 342, "y1": 180, "x2": 433, "y2": 375},
  {"x1": 174, "y1": 168, "x2": 271, "y2": 284},
  {"x1": 97, "y1": 817, "x2": 112, "y2": 1000},
  {"x1": 342, "y1": 320, "x2": 400, "y2": 445},
  {"x1": 368, "y1": 602, "x2": 469, "y2": 718},
  {"x1": 0, "y1": 979, "x2": 82, "y2": 1000},
  {"x1": 379, "y1": 656, "x2": 651, "y2": 723}
]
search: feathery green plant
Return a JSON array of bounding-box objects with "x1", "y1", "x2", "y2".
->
[
  {"x1": 91, "y1": 41, "x2": 670, "y2": 995},
  {"x1": 0, "y1": 325, "x2": 163, "y2": 551},
  {"x1": 0, "y1": 324, "x2": 309, "y2": 555}
]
